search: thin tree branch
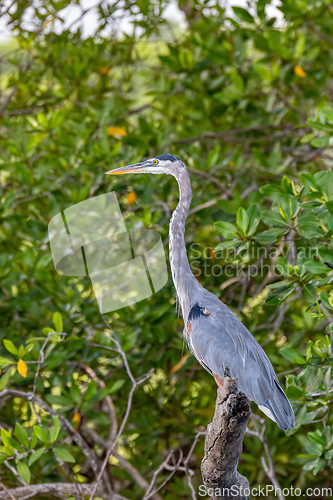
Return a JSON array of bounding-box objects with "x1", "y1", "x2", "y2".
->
[
  {"x1": 88, "y1": 315, "x2": 155, "y2": 500},
  {"x1": 175, "y1": 124, "x2": 295, "y2": 145},
  {"x1": 3, "y1": 461, "x2": 27, "y2": 487},
  {"x1": 245, "y1": 418, "x2": 285, "y2": 500},
  {"x1": 0, "y1": 1, "x2": 16, "y2": 19},
  {"x1": 82, "y1": 425, "x2": 163, "y2": 500},
  {"x1": 183, "y1": 430, "x2": 206, "y2": 499},
  {"x1": 0, "y1": 390, "x2": 101, "y2": 482},
  {"x1": 143, "y1": 450, "x2": 183, "y2": 500},
  {"x1": 188, "y1": 167, "x2": 232, "y2": 197},
  {"x1": 80, "y1": 363, "x2": 118, "y2": 444},
  {"x1": 0, "y1": 483, "x2": 115, "y2": 500},
  {"x1": 31, "y1": 332, "x2": 67, "y2": 425},
  {"x1": 0, "y1": 482, "x2": 17, "y2": 500}
]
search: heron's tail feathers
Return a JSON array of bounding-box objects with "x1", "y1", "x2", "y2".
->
[{"x1": 259, "y1": 380, "x2": 295, "y2": 431}]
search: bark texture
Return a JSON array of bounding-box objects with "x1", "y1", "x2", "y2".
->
[
  {"x1": 201, "y1": 367, "x2": 251, "y2": 500},
  {"x1": 0, "y1": 483, "x2": 106, "y2": 499}
]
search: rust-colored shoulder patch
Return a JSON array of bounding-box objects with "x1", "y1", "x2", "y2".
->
[
  {"x1": 203, "y1": 308, "x2": 210, "y2": 316},
  {"x1": 186, "y1": 321, "x2": 192, "y2": 335},
  {"x1": 212, "y1": 371, "x2": 224, "y2": 388}
]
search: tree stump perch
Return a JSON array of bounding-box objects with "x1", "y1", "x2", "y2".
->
[{"x1": 201, "y1": 367, "x2": 251, "y2": 500}]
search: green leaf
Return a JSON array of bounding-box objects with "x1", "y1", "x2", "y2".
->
[
  {"x1": 84, "y1": 380, "x2": 97, "y2": 401},
  {"x1": 30, "y1": 434, "x2": 37, "y2": 450},
  {"x1": 54, "y1": 445, "x2": 75, "y2": 463},
  {"x1": 261, "y1": 210, "x2": 289, "y2": 227},
  {"x1": 3, "y1": 340, "x2": 18, "y2": 356},
  {"x1": 313, "y1": 458, "x2": 326, "y2": 475},
  {"x1": 18, "y1": 345, "x2": 26, "y2": 358},
  {"x1": 280, "y1": 347, "x2": 306, "y2": 364},
  {"x1": 69, "y1": 380, "x2": 81, "y2": 404},
  {"x1": 295, "y1": 32, "x2": 305, "y2": 58},
  {"x1": 315, "y1": 171, "x2": 333, "y2": 201},
  {"x1": 319, "y1": 292, "x2": 333, "y2": 311},
  {"x1": 302, "y1": 284, "x2": 317, "y2": 302},
  {"x1": 257, "y1": 0, "x2": 269, "y2": 19},
  {"x1": 49, "y1": 417, "x2": 61, "y2": 443},
  {"x1": 321, "y1": 106, "x2": 333, "y2": 123},
  {"x1": 266, "y1": 285, "x2": 295, "y2": 305},
  {"x1": 325, "y1": 201, "x2": 333, "y2": 214},
  {"x1": 1, "y1": 428, "x2": 21, "y2": 450},
  {"x1": 33, "y1": 426, "x2": 49, "y2": 444},
  {"x1": 109, "y1": 379, "x2": 125, "y2": 394},
  {"x1": 42, "y1": 327, "x2": 56, "y2": 336},
  {"x1": 246, "y1": 204, "x2": 261, "y2": 236},
  {"x1": 267, "y1": 30, "x2": 291, "y2": 58},
  {"x1": 275, "y1": 257, "x2": 290, "y2": 277},
  {"x1": 266, "y1": 280, "x2": 291, "y2": 290},
  {"x1": 280, "y1": 195, "x2": 298, "y2": 220},
  {"x1": 17, "y1": 460, "x2": 31, "y2": 484},
  {"x1": 325, "y1": 322, "x2": 333, "y2": 334},
  {"x1": 281, "y1": 175, "x2": 294, "y2": 194},
  {"x1": 230, "y1": 70, "x2": 244, "y2": 92},
  {"x1": 298, "y1": 220, "x2": 325, "y2": 239},
  {"x1": 304, "y1": 261, "x2": 329, "y2": 275},
  {"x1": 253, "y1": 63, "x2": 272, "y2": 81},
  {"x1": 232, "y1": 6, "x2": 255, "y2": 23},
  {"x1": 15, "y1": 423, "x2": 29, "y2": 449},
  {"x1": 286, "y1": 385, "x2": 303, "y2": 399},
  {"x1": 36, "y1": 253, "x2": 53, "y2": 270},
  {"x1": 0, "y1": 368, "x2": 14, "y2": 391},
  {"x1": 0, "y1": 356, "x2": 13, "y2": 368},
  {"x1": 52, "y1": 312, "x2": 63, "y2": 333},
  {"x1": 300, "y1": 172, "x2": 320, "y2": 192},
  {"x1": 318, "y1": 248, "x2": 333, "y2": 268},
  {"x1": 214, "y1": 221, "x2": 238, "y2": 239},
  {"x1": 254, "y1": 227, "x2": 287, "y2": 244},
  {"x1": 214, "y1": 240, "x2": 241, "y2": 251},
  {"x1": 303, "y1": 458, "x2": 320, "y2": 472},
  {"x1": 28, "y1": 447, "x2": 46, "y2": 466},
  {"x1": 308, "y1": 431, "x2": 326, "y2": 447},
  {"x1": 311, "y1": 136, "x2": 329, "y2": 148},
  {"x1": 236, "y1": 207, "x2": 250, "y2": 235},
  {"x1": 307, "y1": 120, "x2": 333, "y2": 134},
  {"x1": 260, "y1": 184, "x2": 284, "y2": 200}
]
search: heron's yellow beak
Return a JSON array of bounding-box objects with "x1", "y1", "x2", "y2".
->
[{"x1": 105, "y1": 162, "x2": 147, "y2": 175}]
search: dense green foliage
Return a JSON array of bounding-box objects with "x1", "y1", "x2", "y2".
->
[{"x1": 0, "y1": 0, "x2": 333, "y2": 497}]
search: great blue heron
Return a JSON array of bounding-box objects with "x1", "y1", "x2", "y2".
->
[{"x1": 106, "y1": 154, "x2": 295, "y2": 431}]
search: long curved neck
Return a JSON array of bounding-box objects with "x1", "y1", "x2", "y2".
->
[{"x1": 169, "y1": 167, "x2": 195, "y2": 318}]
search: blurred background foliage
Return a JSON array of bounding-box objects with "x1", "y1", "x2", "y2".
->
[{"x1": 0, "y1": 0, "x2": 333, "y2": 498}]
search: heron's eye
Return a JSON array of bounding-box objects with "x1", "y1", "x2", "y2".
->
[{"x1": 153, "y1": 159, "x2": 158, "y2": 164}]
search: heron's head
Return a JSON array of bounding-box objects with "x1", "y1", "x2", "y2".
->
[{"x1": 105, "y1": 154, "x2": 185, "y2": 177}]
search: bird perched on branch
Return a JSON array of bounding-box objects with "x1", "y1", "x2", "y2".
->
[{"x1": 106, "y1": 154, "x2": 295, "y2": 431}]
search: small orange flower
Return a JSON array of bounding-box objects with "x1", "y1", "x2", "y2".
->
[
  {"x1": 107, "y1": 126, "x2": 127, "y2": 137},
  {"x1": 72, "y1": 412, "x2": 81, "y2": 425},
  {"x1": 126, "y1": 191, "x2": 137, "y2": 204},
  {"x1": 294, "y1": 65, "x2": 306, "y2": 78},
  {"x1": 100, "y1": 67, "x2": 111, "y2": 75}
]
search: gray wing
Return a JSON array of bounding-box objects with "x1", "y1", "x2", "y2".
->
[{"x1": 186, "y1": 302, "x2": 295, "y2": 431}]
